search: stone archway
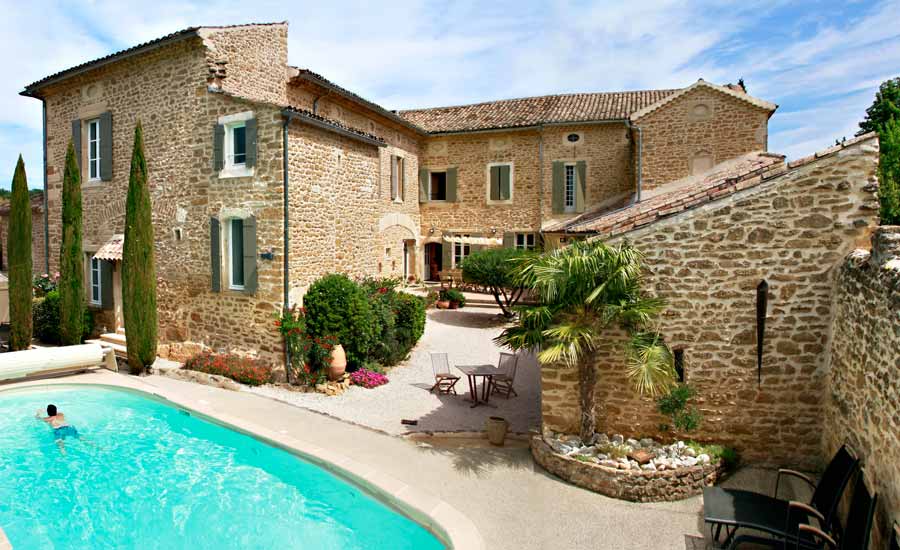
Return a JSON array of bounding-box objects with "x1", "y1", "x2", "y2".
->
[{"x1": 377, "y1": 213, "x2": 419, "y2": 281}]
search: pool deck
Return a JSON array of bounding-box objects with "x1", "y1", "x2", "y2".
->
[{"x1": 0, "y1": 369, "x2": 779, "y2": 550}]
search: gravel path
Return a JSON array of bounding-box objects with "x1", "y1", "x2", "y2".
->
[{"x1": 250, "y1": 294, "x2": 541, "y2": 435}]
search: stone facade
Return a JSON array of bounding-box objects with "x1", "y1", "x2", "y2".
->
[
  {"x1": 0, "y1": 194, "x2": 45, "y2": 276},
  {"x1": 636, "y1": 86, "x2": 771, "y2": 192},
  {"x1": 823, "y1": 227, "x2": 900, "y2": 549},
  {"x1": 540, "y1": 135, "x2": 880, "y2": 469}
]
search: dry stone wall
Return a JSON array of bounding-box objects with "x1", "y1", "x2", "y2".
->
[
  {"x1": 0, "y1": 200, "x2": 45, "y2": 275},
  {"x1": 541, "y1": 136, "x2": 880, "y2": 468},
  {"x1": 201, "y1": 24, "x2": 289, "y2": 106},
  {"x1": 823, "y1": 227, "x2": 900, "y2": 549}
]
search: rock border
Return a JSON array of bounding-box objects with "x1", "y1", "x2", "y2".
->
[{"x1": 531, "y1": 435, "x2": 724, "y2": 502}]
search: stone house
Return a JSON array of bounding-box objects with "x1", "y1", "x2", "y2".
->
[
  {"x1": 0, "y1": 192, "x2": 46, "y2": 276},
  {"x1": 20, "y1": 22, "x2": 777, "y2": 365}
]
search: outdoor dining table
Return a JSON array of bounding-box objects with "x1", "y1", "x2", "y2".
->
[{"x1": 456, "y1": 364, "x2": 498, "y2": 408}]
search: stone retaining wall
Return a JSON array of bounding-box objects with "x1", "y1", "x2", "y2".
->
[
  {"x1": 823, "y1": 226, "x2": 900, "y2": 549},
  {"x1": 531, "y1": 436, "x2": 723, "y2": 502}
]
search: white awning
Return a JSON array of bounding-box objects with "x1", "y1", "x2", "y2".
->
[{"x1": 442, "y1": 235, "x2": 503, "y2": 246}]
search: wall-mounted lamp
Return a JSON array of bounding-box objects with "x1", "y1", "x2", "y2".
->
[
  {"x1": 490, "y1": 227, "x2": 497, "y2": 235},
  {"x1": 429, "y1": 225, "x2": 436, "y2": 235},
  {"x1": 260, "y1": 249, "x2": 275, "y2": 261}
]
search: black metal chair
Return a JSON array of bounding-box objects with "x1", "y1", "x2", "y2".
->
[
  {"x1": 703, "y1": 445, "x2": 860, "y2": 549},
  {"x1": 793, "y1": 475, "x2": 877, "y2": 549}
]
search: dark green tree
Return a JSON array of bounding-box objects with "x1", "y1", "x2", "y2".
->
[
  {"x1": 878, "y1": 118, "x2": 900, "y2": 224},
  {"x1": 460, "y1": 247, "x2": 532, "y2": 318},
  {"x1": 8, "y1": 156, "x2": 33, "y2": 350},
  {"x1": 122, "y1": 122, "x2": 158, "y2": 374},
  {"x1": 858, "y1": 78, "x2": 900, "y2": 135},
  {"x1": 59, "y1": 141, "x2": 85, "y2": 345}
]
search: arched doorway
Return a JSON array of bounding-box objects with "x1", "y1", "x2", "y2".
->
[{"x1": 424, "y1": 242, "x2": 443, "y2": 282}]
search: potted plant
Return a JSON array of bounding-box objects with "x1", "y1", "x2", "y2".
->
[{"x1": 441, "y1": 288, "x2": 465, "y2": 309}]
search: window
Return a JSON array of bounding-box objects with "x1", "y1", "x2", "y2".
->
[
  {"x1": 488, "y1": 163, "x2": 512, "y2": 202},
  {"x1": 564, "y1": 164, "x2": 576, "y2": 212},
  {"x1": 229, "y1": 218, "x2": 245, "y2": 290},
  {"x1": 88, "y1": 119, "x2": 101, "y2": 181},
  {"x1": 228, "y1": 122, "x2": 247, "y2": 167},
  {"x1": 515, "y1": 233, "x2": 535, "y2": 250},
  {"x1": 453, "y1": 235, "x2": 470, "y2": 268},
  {"x1": 90, "y1": 257, "x2": 102, "y2": 305},
  {"x1": 430, "y1": 171, "x2": 447, "y2": 201},
  {"x1": 391, "y1": 155, "x2": 405, "y2": 201},
  {"x1": 674, "y1": 349, "x2": 685, "y2": 382}
]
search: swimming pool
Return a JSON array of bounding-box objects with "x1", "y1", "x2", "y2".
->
[{"x1": 0, "y1": 385, "x2": 446, "y2": 549}]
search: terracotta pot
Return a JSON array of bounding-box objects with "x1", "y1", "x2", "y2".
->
[
  {"x1": 448, "y1": 301, "x2": 459, "y2": 310},
  {"x1": 327, "y1": 344, "x2": 347, "y2": 381},
  {"x1": 436, "y1": 300, "x2": 450, "y2": 309},
  {"x1": 486, "y1": 416, "x2": 509, "y2": 446}
]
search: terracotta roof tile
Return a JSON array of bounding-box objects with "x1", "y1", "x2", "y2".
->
[
  {"x1": 398, "y1": 89, "x2": 679, "y2": 133},
  {"x1": 282, "y1": 106, "x2": 386, "y2": 146}
]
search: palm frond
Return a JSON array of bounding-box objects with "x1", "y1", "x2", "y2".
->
[{"x1": 625, "y1": 331, "x2": 676, "y2": 396}]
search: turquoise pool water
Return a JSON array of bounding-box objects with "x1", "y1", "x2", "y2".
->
[{"x1": 0, "y1": 385, "x2": 446, "y2": 550}]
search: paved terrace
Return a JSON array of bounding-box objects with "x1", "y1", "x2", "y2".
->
[{"x1": 1, "y1": 370, "x2": 804, "y2": 549}]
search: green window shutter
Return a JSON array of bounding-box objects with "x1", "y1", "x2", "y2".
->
[
  {"x1": 419, "y1": 168, "x2": 429, "y2": 203},
  {"x1": 551, "y1": 161, "x2": 564, "y2": 213},
  {"x1": 210, "y1": 217, "x2": 221, "y2": 292},
  {"x1": 71, "y1": 119, "x2": 82, "y2": 170},
  {"x1": 391, "y1": 155, "x2": 399, "y2": 200},
  {"x1": 242, "y1": 215, "x2": 258, "y2": 294},
  {"x1": 245, "y1": 118, "x2": 258, "y2": 168},
  {"x1": 213, "y1": 124, "x2": 225, "y2": 171},
  {"x1": 100, "y1": 260, "x2": 113, "y2": 309},
  {"x1": 576, "y1": 161, "x2": 587, "y2": 213},
  {"x1": 446, "y1": 167, "x2": 458, "y2": 202},
  {"x1": 503, "y1": 232, "x2": 515, "y2": 248},
  {"x1": 99, "y1": 112, "x2": 113, "y2": 181},
  {"x1": 490, "y1": 166, "x2": 501, "y2": 201},
  {"x1": 442, "y1": 240, "x2": 452, "y2": 270},
  {"x1": 499, "y1": 165, "x2": 511, "y2": 201}
]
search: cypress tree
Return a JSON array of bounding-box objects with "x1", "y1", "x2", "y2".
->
[
  {"x1": 8, "y1": 156, "x2": 32, "y2": 350},
  {"x1": 59, "y1": 141, "x2": 84, "y2": 345},
  {"x1": 122, "y1": 122, "x2": 158, "y2": 374}
]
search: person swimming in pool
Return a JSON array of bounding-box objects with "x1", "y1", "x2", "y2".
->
[{"x1": 35, "y1": 404, "x2": 80, "y2": 454}]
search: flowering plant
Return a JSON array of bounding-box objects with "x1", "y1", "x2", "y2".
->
[
  {"x1": 184, "y1": 351, "x2": 273, "y2": 386},
  {"x1": 349, "y1": 368, "x2": 389, "y2": 389},
  {"x1": 277, "y1": 306, "x2": 338, "y2": 386},
  {"x1": 33, "y1": 272, "x2": 60, "y2": 297}
]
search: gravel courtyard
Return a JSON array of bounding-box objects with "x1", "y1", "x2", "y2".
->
[{"x1": 250, "y1": 292, "x2": 542, "y2": 436}]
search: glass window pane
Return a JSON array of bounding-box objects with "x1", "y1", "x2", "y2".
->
[
  {"x1": 231, "y1": 219, "x2": 244, "y2": 286},
  {"x1": 233, "y1": 126, "x2": 246, "y2": 164},
  {"x1": 90, "y1": 121, "x2": 98, "y2": 141}
]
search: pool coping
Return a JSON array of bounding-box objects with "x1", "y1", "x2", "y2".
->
[{"x1": 0, "y1": 374, "x2": 484, "y2": 550}]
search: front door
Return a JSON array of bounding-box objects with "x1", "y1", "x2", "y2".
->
[{"x1": 424, "y1": 243, "x2": 442, "y2": 282}]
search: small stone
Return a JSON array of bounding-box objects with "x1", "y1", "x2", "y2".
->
[
  {"x1": 595, "y1": 453, "x2": 608, "y2": 461},
  {"x1": 561, "y1": 434, "x2": 582, "y2": 446},
  {"x1": 594, "y1": 433, "x2": 610, "y2": 446},
  {"x1": 639, "y1": 438, "x2": 656, "y2": 448},
  {"x1": 612, "y1": 434, "x2": 625, "y2": 445},
  {"x1": 628, "y1": 449, "x2": 654, "y2": 465},
  {"x1": 676, "y1": 441, "x2": 686, "y2": 449},
  {"x1": 698, "y1": 454, "x2": 711, "y2": 465},
  {"x1": 600, "y1": 459, "x2": 619, "y2": 468},
  {"x1": 641, "y1": 463, "x2": 657, "y2": 471},
  {"x1": 683, "y1": 457, "x2": 699, "y2": 467},
  {"x1": 626, "y1": 438, "x2": 640, "y2": 448},
  {"x1": 683, "y1": 447, "x2": 697, "y2": 458}
]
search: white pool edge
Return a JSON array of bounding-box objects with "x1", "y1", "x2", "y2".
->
[{"x1": 0, "y1": 376, "x2": 484, "y2": 550}]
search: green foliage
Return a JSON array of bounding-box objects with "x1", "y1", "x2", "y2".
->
[
  {"x1": 32, "y1": 273, "x2": 59, "y2": 297},
  {"x1": 688, "y1": 442, "x2": 739, "y2": 470},
  {"x1": 59, "y1": 141, "x2": 84, "y2": 345},
  {"x1": 122, "y1": 122, "x2": 158, "y2": 374},
  {"x1": 859, "y1": 77, "x2": 900, "y2": 135},
  {"x1": 395, "y1": 292, "x2": 426, "y2": 349},
  {"x1": 878, "y1": 118, "x2": 900, "y2": 224},
  {"x1": 495, "y1": 239, "x2": 671, "y2": 442},
  {"x1": 597, "y1": 442, "x2": 630, "y2": 460},
  {"x1": 627, "y1": 332, "x2": 676, "y2": 397},
  {"x1": 439, "y1": 288, "x2": 465, "y2": 307},
  {"x1": 32, "y1": 290, "x2": 93, "y2": 345},
  {"x1": 8, "y1": 156, "x2": 33, "y2": 350},
  {"x1": 460, "y1": 247, "x2": 531, "y2": 317},
  {"x1": 362, "y1": 277, "x2": 401, "y2": 365},
  {"x1": 303, "y1": 274, "x2": 375, "y2": 369},
  {"x1": 657, "y1": 383, "x2": 703, "y2": 433},
  {"x1": 0, "y1": 188, "x2": 42, "y2": 201}
]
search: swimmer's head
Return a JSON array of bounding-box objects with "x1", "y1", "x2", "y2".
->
[{"x1": 46, "y1": 404, "x2": 57, "y2": 417}]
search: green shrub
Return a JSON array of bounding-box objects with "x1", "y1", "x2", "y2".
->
[
  {"x1": 184, "y1": 351, "x2": 273, "y2": 386},
  {"x1": 688, "y1": 442, "x2": 739, "y2": 470},
  {"x1": 361, "y1": 277, "x2": 401, "y2": 365},
  {"x1": 304, "y1": 274, "x2": 376, "y2": 369},
  {"x1": 395, "y1": 292, "x2": 426, "y2": 349},
  {"x1": 657, "y1": 383, "x2": 703, "y2": 433},
  {"x1": 32, "y1": 290, "x2": 93, "y2": 345},
  {"x1": 440, "y1": 288, "x2": 466, "y2": 307}
]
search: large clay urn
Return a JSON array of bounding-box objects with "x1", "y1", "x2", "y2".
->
[{"x1": 327, "y1": 344, "x2": 347, "y2": 381}]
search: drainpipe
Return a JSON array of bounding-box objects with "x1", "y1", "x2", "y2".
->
[
  {"x1": 41, "y1": 98, "x2": 49, "y2": 274},
  {"x1": 281, "y1": 114, "x2": 292, "y2": 381},
  {"x1": 538, "y1": 125, "x2": 544, "y2": 233},
  {"x1": 627, "y1": 121, "x2": 643, "y2": 204}
]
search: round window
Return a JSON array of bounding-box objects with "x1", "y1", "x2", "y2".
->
[{"x1": 567, "y1": 133, "x2": 580, "y2": 143}]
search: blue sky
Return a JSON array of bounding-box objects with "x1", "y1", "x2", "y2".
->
[{"x1": 1, "y1": 0, "x2": 898, "y2": 189}]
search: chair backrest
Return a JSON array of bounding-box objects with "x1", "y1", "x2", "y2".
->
[
  {"x1": 498, "y1": 352, "x2": 518, "y2": 380},
  {"x1": 811, "y1": 445, "x2": 860, "y2": 530},
  {"x1": 840, "y1": 477, "x2": 877, "y2": 550},
  {"x1": 431, "y1": 353, "x2": 451, "y2": 376}
]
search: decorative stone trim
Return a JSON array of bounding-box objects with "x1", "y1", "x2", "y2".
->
[{"x1": 531, "y1": 436, "x2": 723, "y2": 502}]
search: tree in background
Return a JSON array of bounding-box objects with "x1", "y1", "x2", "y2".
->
[
  {"x1": 8, "y1": 156, "x2": 33, "y2": 350},
  {"x1": 122, "y1": 122, "x2": 158, "y2": 374},
  {"x1": 495, "y1": 240, "x2": 674, "y2": 442},
  {"x1": 59, "y1": 141, "x2": 85, "y2": 345},
  {"x1": 460, "y1": 247, "x2": 531, "y2": 318},
  {"x1": 859, "y1": 77, "x2": 900, "y2": 225}
]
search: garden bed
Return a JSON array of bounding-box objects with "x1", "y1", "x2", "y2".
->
[{"x1": 531, "y1": 433, "x2": 725, "y2": 502}]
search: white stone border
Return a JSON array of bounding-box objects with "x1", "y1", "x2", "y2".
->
[
  {"x1": 0, "y1": 377, "x2": 483, "y2": 550},
  {"x1": 0, "y1": 526, "x2": 10, "y2": 550}
]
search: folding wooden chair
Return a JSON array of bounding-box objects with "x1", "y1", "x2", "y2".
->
[{"x1": 429, "y1": 352, "x2": 460, "y2": 395}]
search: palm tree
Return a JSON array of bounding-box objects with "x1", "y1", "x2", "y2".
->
[{"x1": 495, "y1": 239, "x2": 675, "y2": 442}]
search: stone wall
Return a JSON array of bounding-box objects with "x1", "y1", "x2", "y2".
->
[
  {"x1": 823, "y1": 227, "x2": 900, "y2": 549},
  {"x1": 540, "y1": 135, "x2": 880, "y2": 469},
  {"x1": 201, "y1": 23, "x2": 290, "y2": 106},
  {"x1": 0, "y1": 198, "x2": 45, "y2": 276},
  {"x1": 637, "y1": 86, "x2": 771, "y2": 192}
]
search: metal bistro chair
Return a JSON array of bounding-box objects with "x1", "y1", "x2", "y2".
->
[
  {"x1": 490, "y1": 352, "x2": 519, "y2": 399},
  {"x1": 429, "y1": 353, "x2": 460, "y2": 395}
]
